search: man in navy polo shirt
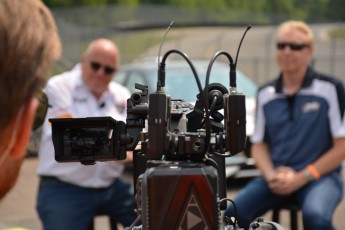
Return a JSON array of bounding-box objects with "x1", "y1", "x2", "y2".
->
[{"x1": 225, "y1": 20, "x2": 345, "y2": 229}]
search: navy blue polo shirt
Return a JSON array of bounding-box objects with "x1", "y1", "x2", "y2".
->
[{"x1": 251, "y1": 67, "x2": 345, "y2": 170}]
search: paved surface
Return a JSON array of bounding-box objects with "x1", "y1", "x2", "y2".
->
[{"x1": 0, "y1": 157, "x2": 344, "y2": 230}]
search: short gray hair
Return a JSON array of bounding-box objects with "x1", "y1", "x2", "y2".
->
[{"x1": 0, "y1": 0, "x2": 61, "y2": 131}]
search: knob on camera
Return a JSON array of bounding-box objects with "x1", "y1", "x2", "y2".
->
[{"x1": 248, "y1": 217, "x2": 285, "y2": 230}]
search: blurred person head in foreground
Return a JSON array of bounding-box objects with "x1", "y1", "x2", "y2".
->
[{"x1": 0, "y1": 0, "x2": 61, "y2": 199}]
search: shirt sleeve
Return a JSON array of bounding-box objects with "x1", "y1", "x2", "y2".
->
[{"x1": 250, "y1": 91, "x2": 266, "y2": 144}]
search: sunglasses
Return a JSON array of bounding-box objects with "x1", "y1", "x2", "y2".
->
[
  {"x1": 277, "y1": 42, "x2": 310, "y2": 51},
  {"x1": 90, "y1": 61, "x2": 116, "y2": 75},
  {"x1": 33, "y1": 90, "x2": 48, "y2": 130}
]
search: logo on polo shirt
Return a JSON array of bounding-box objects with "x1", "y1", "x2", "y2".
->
[
  {"x1": 302, "y1": 101, "x2": 320, "y2": 113},
  {"x1": 73, "y1": 97, "x2": 87, "y2": 103}
]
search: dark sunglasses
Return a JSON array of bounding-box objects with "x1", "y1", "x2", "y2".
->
[
  {"x1": 33, "y1": 90, "x2": 48, "y2": 131},
  {"x1": 90, "y1": 61, "x2": 116, "y2": 75},
  {"x1": 277, "y1": 42, "x2": 310, "y2": 51}
]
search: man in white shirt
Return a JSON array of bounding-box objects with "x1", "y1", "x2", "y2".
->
[{"x1": 36, "y1": 38, "x2": 136, "y2": 230}]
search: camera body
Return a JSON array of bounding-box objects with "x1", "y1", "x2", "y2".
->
[
  {"x1": 50, "y1": 76, "x2": 247, "y2": 229},
  {"x1": 50, "y1": 42, "x2": 284, "y2": 228}
]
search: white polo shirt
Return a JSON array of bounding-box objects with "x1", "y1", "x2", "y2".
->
[{"x1": 37, "y1": 64, "x2": 131, "y2": 188}]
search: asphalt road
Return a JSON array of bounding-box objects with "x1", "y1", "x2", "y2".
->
[{"x1": 0, "y1": 157, "x2": 344, "y2": 230}]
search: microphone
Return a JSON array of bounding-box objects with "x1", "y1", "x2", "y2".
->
[
  {"x1": 186, "y1": 83, "x2": 227, "y2": 131},
  {"x1": 157, "y1": 21, "x2": 174, "y2": 92},
  {"x1": 99, "y1": 102, "x2": 106, "y2": 108},
  {"x1": 207, "y1": 83, "x2": 228, "y2": 112},
  {"x1": 230, "y1": 24, "x2": 251, "y2": 90}
]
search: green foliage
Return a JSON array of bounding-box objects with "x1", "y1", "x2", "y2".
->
[
  {"x1": 112, "y1": 30, "x2": 164, "y2": 63},
  {"x1": 169, "y1": 0, "x2": 227, "y2": 10},
  {"x1": 329, "y1": 27, "x2": 345, "y2": 40},
  {"x1": 42, "y1": 0, "x2": 345, "y2": 22},
  {"x1": 43, "y1": 0, "x2": 139, "y2": 7}
]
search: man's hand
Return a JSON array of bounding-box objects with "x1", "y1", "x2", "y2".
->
[{"x1": 268, "y1": 166, "x2": 307, "y2": 195}]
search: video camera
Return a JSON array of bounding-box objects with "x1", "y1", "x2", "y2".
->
[{"x1": 49, "y1": 23, "x2": 284, "y2": 230}]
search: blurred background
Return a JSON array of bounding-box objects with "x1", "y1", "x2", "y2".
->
[
  {"x1": 1, "y1": 1, "x2": 345, "y2": 229},
  {"x1": 45, "y1": 0, "x2": 345, "y2": 86}
]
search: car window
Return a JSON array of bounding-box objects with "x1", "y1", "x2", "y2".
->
[
  {"x1": 115, "y1": 61, "x2": 257, "y2": 103},
  {"x1": 164, "y1": 66, "x2": 257, "y2": 102},
  {"x1": 126, "y1": 71, "x2": 148, "y2": 93},
  {"x1": 115, "y1": 70, "x2": 149, "y2": 93}
]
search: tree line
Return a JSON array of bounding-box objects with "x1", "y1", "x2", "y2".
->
[{"x1": 43, "y1": 0, "x2": 345, "y2": 23}]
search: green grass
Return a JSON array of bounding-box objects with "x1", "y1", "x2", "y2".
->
[
  {"x1": 329, "y1": 27, "x2": 345, "y2": 40},
  {"x1": 112, "y1": 29, "x2": 164, "y2": 64}
]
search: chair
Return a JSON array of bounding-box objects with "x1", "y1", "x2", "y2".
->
[{"x1": 272, "y1": 203, "x2": 300, "y2": 230}]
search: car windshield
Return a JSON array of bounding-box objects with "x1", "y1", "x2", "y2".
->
[{"x1": 115, "y1": 60, "x2": 257, "y2": 102}]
